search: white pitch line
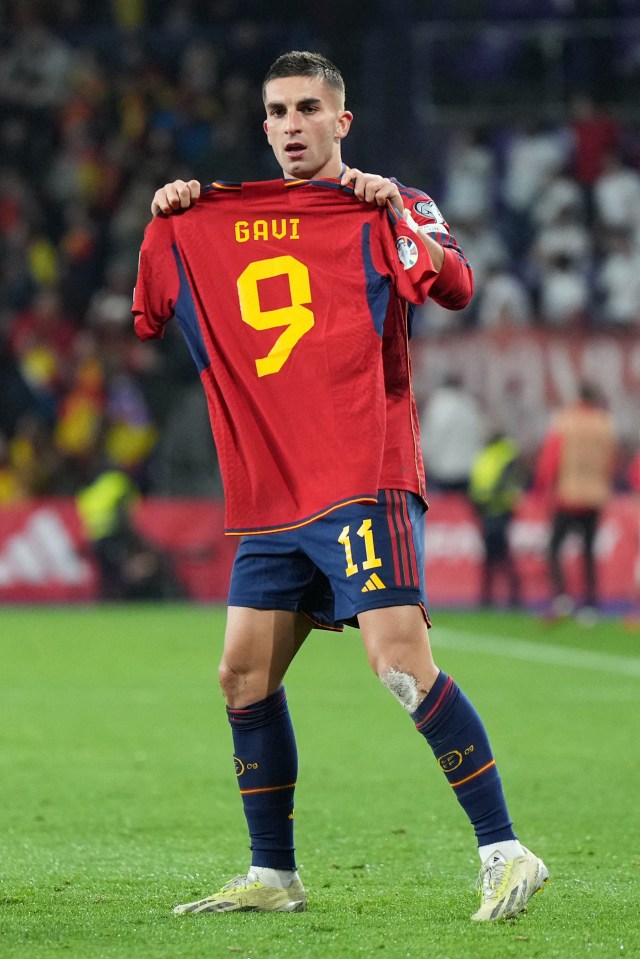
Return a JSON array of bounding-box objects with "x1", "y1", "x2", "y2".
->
[{"x1": 432, "y1": 627, "x2": 640, "y2": 678}]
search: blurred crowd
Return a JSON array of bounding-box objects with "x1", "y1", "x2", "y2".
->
[
  {"x1": 1, "y1": 1, "x2": 640, "y2": 504},
  {"x1": 417, "y1": 107, "x2": 640, "y2": 335}
]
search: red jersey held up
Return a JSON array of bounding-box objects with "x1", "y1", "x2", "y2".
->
[{"x1": 133, "y1": 177, "x2": 445, "y2": 534}]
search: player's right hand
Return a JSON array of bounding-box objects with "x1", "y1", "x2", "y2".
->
[{"x1": 151, "y1": 179, "x2": 201, "y2": 216}]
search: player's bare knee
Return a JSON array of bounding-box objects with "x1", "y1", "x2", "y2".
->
[
  {"x1": 379, "y1": 667, "x2": 424, "y2": 713},
  {"x1": 218, "y1": 661, "x2": 244, "y2": 698}
]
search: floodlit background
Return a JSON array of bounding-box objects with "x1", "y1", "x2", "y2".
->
[{"x1": 1, "y1": 1, "x2": 640, "y2": 611}]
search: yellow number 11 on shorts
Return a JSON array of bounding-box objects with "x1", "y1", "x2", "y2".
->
[{"x1": 338, "y1": 519, "x2": 383, "y2": 577}]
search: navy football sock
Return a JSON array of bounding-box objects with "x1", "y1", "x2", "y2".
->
[
  {"x1": 412, "y1": 672, "x2": 516, "y2": 846},
  {"x1": 227, "y1": 686, "x2": 297, "y2": 870}
]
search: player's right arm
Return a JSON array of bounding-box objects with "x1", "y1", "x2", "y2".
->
[{"x1": 151, "y1": 179, "x2": 201, "y2": 216}]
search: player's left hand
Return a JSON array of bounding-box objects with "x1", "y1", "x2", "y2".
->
[{"x1": 341, "y1": 168, "x2": 404, "y2": 213}]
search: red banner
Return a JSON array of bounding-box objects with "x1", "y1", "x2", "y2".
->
[
  {"x1": 0, "y1": 499, "x2": 237, "y2": 604},
  {"x1": 0, "y1": 495, "x2": 638, "y2": 609},
  {"x1": 423, "y1": 492, "x2": 639, "y2": 610},
  {"x1": 411, "y1": 329, "x2": 640, "y2": 456}
]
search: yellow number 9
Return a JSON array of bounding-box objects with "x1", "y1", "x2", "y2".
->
[{"x1": 237, "y1": 255, "x2": 315, "y2": 377}]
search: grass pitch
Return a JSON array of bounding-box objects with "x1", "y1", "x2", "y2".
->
[{"x1": 1, "y1": 604, "x2": 639, "y2": 958}]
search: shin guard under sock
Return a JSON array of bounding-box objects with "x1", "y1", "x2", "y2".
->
[
  {"x1": 227, "y1": 686, "x2": 297, "y2": 870},
  {"x1": 412, "y1": 672, "x2": 516, "y2": 845}
]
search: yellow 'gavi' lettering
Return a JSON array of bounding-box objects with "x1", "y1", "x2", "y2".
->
[{"x1": 235, "y1": 218, "x2": 300, "y2": 243}]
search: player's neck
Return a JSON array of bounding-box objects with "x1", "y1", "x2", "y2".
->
[{"x1": 282, "y1": 161, "x2": 346, "y2": 182}]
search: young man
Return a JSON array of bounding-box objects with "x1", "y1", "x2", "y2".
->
[{"x1": 134, "y1": 51, "x2": 548, "y2": 921}]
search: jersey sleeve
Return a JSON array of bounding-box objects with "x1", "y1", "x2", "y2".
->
[
  {"x1": 132, "y1": 215, "x2": 180, "y2": 341},
  {"x1": 375, "y1": 204, "x2": 442, "y2": 305},
  {"x1": 399, "y1": 187, "x2": 474, "y2": 310}
]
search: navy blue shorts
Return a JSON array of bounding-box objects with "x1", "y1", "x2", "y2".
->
[{"x1": 228, "y1": 490, "x2": 429, "y2": 631}]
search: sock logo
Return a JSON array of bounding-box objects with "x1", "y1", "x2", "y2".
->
[
  {"x1": 438, "y1": 750, "x2": 463, "y2": 772},
  {"x1": 234, "y1": 756, "x2": 259, "y2": 776}
]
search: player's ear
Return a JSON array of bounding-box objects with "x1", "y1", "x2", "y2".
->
[
  {"x1": 263, "y1": 119, "x2": 271, "y2": 142},
  {"x1": 335, "y1": 110, "x2": 353, "y2": 141}
]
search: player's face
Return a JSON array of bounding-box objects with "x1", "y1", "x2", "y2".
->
[{"x1": 263, "y1": 75, "x2": 352, "y2": 180}]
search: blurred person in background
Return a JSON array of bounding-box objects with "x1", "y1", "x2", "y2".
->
[
  {"x1": 531, "y1": 168, "x2": 585, "y2": 232},
  {"x1": 529, "y1": 204, "x2": 593, "y2": 329},
  {"x1": 440, "y1": 128, "x2": 496, "y2": 222},
  {"x1": 596, "y1": 227, "x2": 640, "y2": 330},
  {"x1": 537, "y1": 253, "x2": 590, "y2": 330},
  {"x1": 0, "y1": 333, "x2": 38, "y2": 439},
  {"x1": 0, "y1": 431, "x2": 28, "y2": 503},
  {"x1": 75, "y1": 463, "x2": 183, "y2": 601},
  {"x1": 569, "y1": 94, "x2": 620, "y2": 211},
  {"x1": 420, "y1": 373, "x2": 482, "y2": 493},
  {"x1": 7, "y1": 413, "x2": 59, "y2": 498},
  {"x1": 6, "y1": 288, "x2": 77, "y2": 422},
  {"x1": 475, "y1": 262, "x2": 533, "y2": 331},
  {"x1": 534, "y1": 382, "x2": 616, "y2": 623},
  {"x1": 592, "y1": 150, "x2": 640, "y2": 241},
  {"x1": 469, "y1": 430, "x2": 523, "y2": 609},
  {"x1": 501, "y1": 121, "x2": 569, "y2": 258}
]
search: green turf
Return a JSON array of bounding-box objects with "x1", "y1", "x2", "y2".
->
[{"x1": 1, "y1": 605, "x2": 639, "y2": 958}]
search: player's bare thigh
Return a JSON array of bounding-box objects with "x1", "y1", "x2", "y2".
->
[
  {"x1": 358, "y1": 604, "x2": 440, "y2": 703},
  {"x1": 219, "y1": 606, "x2": 311, "y2": 708}
]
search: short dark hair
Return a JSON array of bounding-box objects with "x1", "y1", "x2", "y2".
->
[{"x1": 262, "y1": 51, "x2": 345, "y2": 105}]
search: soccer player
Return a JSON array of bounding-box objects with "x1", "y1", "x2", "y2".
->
[{"x1": 133, "y1": 50, "x2": 548, "y2": 921}]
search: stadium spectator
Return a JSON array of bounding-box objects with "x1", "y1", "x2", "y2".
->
[
  {"x1": 592, "y1": 150, "x2": 640, "y2": 239},
  {"x1": 596, "y1": 228, "x2": 640, "y2": 329},
  {"x1": 530, "y1": 208, "x2": 593, "y2": 328},
  {"x1": 531, "y1": 169, "x2": 585, "y2": 229},
  {"x1": 137, "y1": 51, "x2": 547, "y2": 921},
  {"x1": 0, "y1": 22, "x2": 72, "y2": 112},
  {"x1": 53, "y1": 350, "x2": 107, "y2": 492},
  {"x1": 0, "y1": 431, "x2": 28, "y2": 503},
  {"x1": 420, "y1": 374, "x2": 483, "y2": 493},
  {"x1": 501, "y1": 121, "x2": 569, "y2": 256},
  {"x1": 537, "y1": 254, "x2": 591, "y2": 329},
  {"x1": 7, "y1": 288, "x2": 76, "y2": 376},
  {"x1": 531, "y1": 207, "x2": 592, "y2": 270},
  {"x1": 0, "y1": 341, "x2": 38, "y2": 439},
  {"x1": 475, "y1": 263, "x2": 534, "y2": 330},
  {"x1": 534, "y1": 381, "x2": 617, "y2": 622},
  {"x1": 9, "y1": 412, "x2": 60, "y2": 497},
  {"x1": 569, "y1": 94, "x2": 620, "y2": 197},
  {"x1": 441, "y1": 128, "x2": 496, "y2": 221}
]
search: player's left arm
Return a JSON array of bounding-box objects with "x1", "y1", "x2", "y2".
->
[
  {"x1": 400, "y1": 190, "x2": 473, "y2": 310},
  {"x1": 341, "y1": 167, "x2": 445, "y2": 269},
  {"x1": 342, "y1": 168, "x2": 473, "y2": 309}
]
